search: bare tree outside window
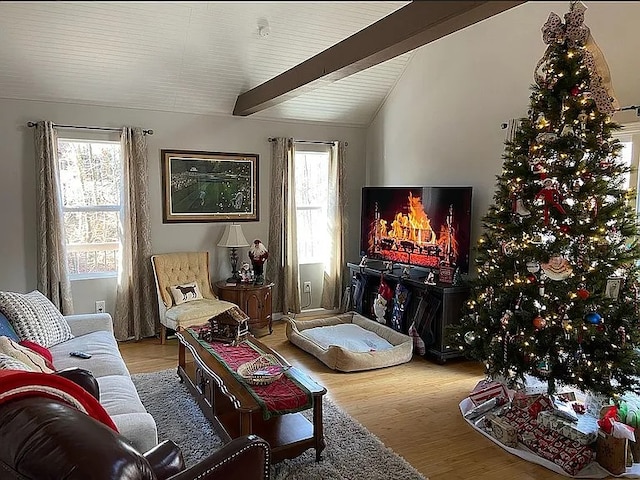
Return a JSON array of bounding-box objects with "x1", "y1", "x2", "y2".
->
[
  {"x1": 294, "y1": 150, "x2": 329, "y2": 264},
  {"x1": 57, "y1": 140, "x2": 122, "y2": 277}
]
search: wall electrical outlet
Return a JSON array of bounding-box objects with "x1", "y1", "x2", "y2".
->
[
  {"x1": 303, "y1": 281, "x2": 312, "y2": 293},
  {"x1": 95, "y1": 300, "x2": 106, "y2": 313}
]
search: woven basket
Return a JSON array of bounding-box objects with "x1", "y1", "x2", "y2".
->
[{"x1": 237, "y1": 354, "x2": 290, "y2": 386}]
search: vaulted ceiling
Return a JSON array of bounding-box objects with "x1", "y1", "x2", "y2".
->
[{"x1": 0, "y1": 1, "x2": 524, "y2": 127}]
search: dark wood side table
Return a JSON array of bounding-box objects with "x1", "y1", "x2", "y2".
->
[{"x1": 215, "y1": 281, "x2": 274, "y2": 334}]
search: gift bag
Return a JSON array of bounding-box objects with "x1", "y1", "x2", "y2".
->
[{"x1": 596, "y1": 431, "x2": 628, "y2": 475}]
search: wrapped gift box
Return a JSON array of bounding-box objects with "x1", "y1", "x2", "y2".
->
[
  {"x1": 469, "y1": 380, "x2": 509, "y2": 406},
  {"x1": 487, "y1": 414, "x2": 518, "y2": 448},
  {"x1": 537, "y1": 410, "x2": 599, "y2": 445},
  {"x1": 531, "y1": 425, "x2": 595, "y2": 476},
  {"x1": 527, "y1": 395, "x2": 553, "y2": 419},
  {"x1": 501, "y1": 407, "x2": 595, "y2": 476},
  {"x1": 512, "y1": 391, "x2": 541, "y2": 410},
  {"x1": 512, "y1": 392, "x2": 554, "y2": 418},
  {"x1": 585, "y1": 391, "x2": 610, "y2": 418}
]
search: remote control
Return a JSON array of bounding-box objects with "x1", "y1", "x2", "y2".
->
[{"x1": 69, "y1": 351, "x2": 92, "y2": 359}]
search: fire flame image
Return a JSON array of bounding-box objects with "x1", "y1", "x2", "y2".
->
[{"x1": 368, "y1": 193, "x2": 459, "y2": 267}]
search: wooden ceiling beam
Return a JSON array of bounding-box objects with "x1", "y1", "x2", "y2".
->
[{"x1": 233, "y1": 1, "x2": 526, "y2": 117}]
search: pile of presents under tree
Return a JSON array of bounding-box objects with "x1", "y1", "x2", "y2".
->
[{"x1": 461, "y1": 377, "x2": 640, "y2": 477}]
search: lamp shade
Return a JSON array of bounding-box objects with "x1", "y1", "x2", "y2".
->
[{"x1": 217, "y1": 224, "x2": 249, "y2": 248}]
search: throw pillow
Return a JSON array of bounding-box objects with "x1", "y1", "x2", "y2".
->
[
  {"x1": 0, "y1": 352, "x2": 35, "y2": 371},
  {"x1": 169, "y1": 282, "x2": 203, "y2": 306},
  {"x1": 0, "y1": 336, "x2": 54, "y2": 373},
  {"x1": 0, "y1": 312, "x2": 20, "y2": 342},
  {"x1": 0, "y1": 290, "x2": 74, "y2": 347},
  {"x1": 19, "y1": 339, "x2": 55, "y2": 370}
]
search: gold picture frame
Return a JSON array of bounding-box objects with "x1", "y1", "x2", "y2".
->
[{"x1": 161, "y1": 149, "x2": 258, "y2": 223}]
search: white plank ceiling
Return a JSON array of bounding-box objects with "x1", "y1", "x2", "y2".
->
[{"x1": 0, "y1": 1, "x2": 412, "y2": 126}]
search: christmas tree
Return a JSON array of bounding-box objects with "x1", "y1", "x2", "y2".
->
[{"x1": 450, "y1": 1, "x2": 640, "y2": 398}]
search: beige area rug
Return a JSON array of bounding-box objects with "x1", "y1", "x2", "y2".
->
[{"x1": 133, "y1": 368, "x2": 428, "y2": 480}]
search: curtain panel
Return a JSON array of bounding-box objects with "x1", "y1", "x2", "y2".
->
[
  {"x1": 320, "y1": 141, "x2": 346, "y2": 310},
  {"x1": 266, "y1": 137, "x2": 301, "y2": 315},
  {"x1": 34, "y1": 121, "x2": 73, "y2": 315},
  {"x1": 114, "y1": 127, "x2": 155, "y2": 341}
]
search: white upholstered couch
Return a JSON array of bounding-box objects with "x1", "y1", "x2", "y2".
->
[{"x1": 47, "y1": 312, "x2": 158, "y2": 453}]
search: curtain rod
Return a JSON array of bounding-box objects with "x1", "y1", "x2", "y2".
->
[
  {"x1": 267, "y1": 137, "x2": 342, "y2": 146},
  {"x1": 27, "y1": 121, "x2": 154, "y2": 135},
  {"x1": 500, "y1": 104, "x2": 640, "y2": 129}
]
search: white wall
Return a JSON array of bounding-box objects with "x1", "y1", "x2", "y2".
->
[
  {"x1": 367, "y1": 1, "x2": 640, "y2": 269},
  {"x1": 0, "y1": 98, "x2": 367, "y2": 314}
]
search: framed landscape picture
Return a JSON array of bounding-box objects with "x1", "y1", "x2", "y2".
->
[{"x1": 161, "y1": 149, "x2": 259, "y2": 223}]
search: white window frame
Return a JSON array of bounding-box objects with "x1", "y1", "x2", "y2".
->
[
  {"x1": 57, "y1": 136, "x2": 123, "y2": 280},
  {"x1": 614, "y1": 123, "x2": 640, "y2": 213},
  {"x1": 294, "y1": 144, "x2": 331, "y2": 265}
]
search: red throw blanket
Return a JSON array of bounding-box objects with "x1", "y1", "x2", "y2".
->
[
  {"x1": 187, "y1": 327, "x2": 313, "y2": 420},
  {"x1": 0, "y1": 369, "x2": 117, "y2": 431}
]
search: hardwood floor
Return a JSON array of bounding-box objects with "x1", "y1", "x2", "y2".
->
[{"x1": 119, "y1": 318, "x2": 599, "y2": 480}]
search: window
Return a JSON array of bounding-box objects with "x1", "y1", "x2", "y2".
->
[
  {"x1": 614, "y1": 123, "x2": 640, "y2": 212},
  {"x1": 57, "y1": 138, "x2": 123, "y2": 278},
  {"x1": 294, "y1": 145, "x2": 330, "y2": 264}
]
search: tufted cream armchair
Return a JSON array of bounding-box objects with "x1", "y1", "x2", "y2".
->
[{"x1": 151, "y1": 251, "x2": 240, "y2": 344}]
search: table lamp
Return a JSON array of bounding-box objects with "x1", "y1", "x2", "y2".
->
[{"x1": 218, "y1": 223, "x2": 249, "y2": 283}]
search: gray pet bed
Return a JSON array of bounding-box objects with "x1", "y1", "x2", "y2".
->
[{"x1": 285, "y1": 311, "x2": 413, "y2": 372}]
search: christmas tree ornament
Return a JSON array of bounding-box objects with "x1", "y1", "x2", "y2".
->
[
  {"x1": 587, "y1": 196, "x2": 598, "y2": 217},
  {"x1": 562, "y1": 316, "x2": 573, "y2": 339},
  {"x1": 600, "y1": 157, "x2": 613, "y2": 169},
  {"x1": 571, "y1": 86, "x2": 580, "y2": 96},
  {"x1": 578, "y1": 111, "x2": 588, "y2": 129},
  {"x1": 560, "y1": 124, "x2": 574, "y2": 137},
  {"x1": 502, "y1": 241, "x2": 515, "y2": 256},
  {"x1": 535, "y1": 178, "x2": 566, "y2": 225},
  {"x1": 576, "y1": 286, "x2": 590, "y2": 300},
  {"x1": 541, "y1": 255, "x2": 573, "y2": 281},
  {"x1": 464, "y1": 331, "x2": 477, "y2": 345},
  {"x1": 536, "y1": 356, "x2": 551, "y2": 377},
  {"x1": 584, "y1": 311, "x2": 602, "y2": 325},
  {"x1": 618, "y1": 326, "x2": 626, "y2": 346},
  {"x1": 513, "y1": 197, "x2": 532, "y2": 217},
  {"x1": 514, "y1": 292, "x2": 524, "y2": 311},
  {"x1": 536, "y1": 132, "x2": 558, "y2": 143},
  {"x1": 526, "y1": 261, "x2": 540, "y2": 273},
  {"x1": 538, "y1": 280, "x2": 545, "y2": 296},
  {"x1": 526, "y1": 273, "x2": 537, "y2": 284},
  {"x1": 531, "y1": 161, "x2": 548, "y2": 178},
  {"x1": 572, "y1": 179, "x2": 582, "y2": 192},
  {"x1": 533, "y1": 315, "x2": 547, "y2": 330},
  {"x1": 530, "y1": 233, "x2": 545, "y2": 245},
  {"x1": 500, "y1": 310, "x2": 513, "y2": 327}
]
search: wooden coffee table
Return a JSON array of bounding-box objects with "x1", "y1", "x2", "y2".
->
[{"x1": 176, "y1": 328, "x2": 327, "y2": 463}]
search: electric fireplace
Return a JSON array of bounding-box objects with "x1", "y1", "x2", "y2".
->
[{"x1": 360, "y1": 186, "x2": 473, "y2": 274}]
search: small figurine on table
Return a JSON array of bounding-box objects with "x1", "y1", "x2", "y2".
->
[
  {"x1": 239, "y1": 262, "x2": 252, "y2": 283},
  {"x1": 248, "y1": 239, "x2": 269, "y2": 285}
]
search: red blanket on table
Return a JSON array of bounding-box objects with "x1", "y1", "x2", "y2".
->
[{"x1": 187, "y1": 327, "x2": 313, "y2": 420}]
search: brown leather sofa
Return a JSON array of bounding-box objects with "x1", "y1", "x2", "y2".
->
[{"x1": 0, "y1": 369, "x2": 270, "y2": 480}]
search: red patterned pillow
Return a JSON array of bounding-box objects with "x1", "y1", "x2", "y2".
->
[{"x1": 19, "y1": 340, "x2": 55, "y2": 370}]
